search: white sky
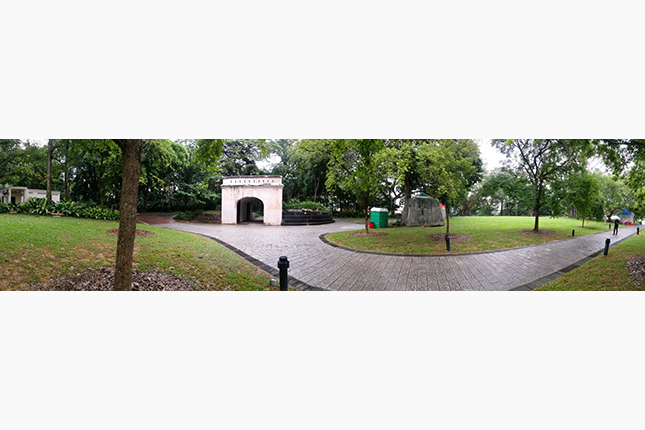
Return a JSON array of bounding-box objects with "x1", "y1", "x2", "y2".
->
[{"x1": 475, "y1": 139, "x2": 505, "y2": 171}]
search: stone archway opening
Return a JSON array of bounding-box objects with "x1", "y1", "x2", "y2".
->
[
  {"x1": 236, "y1": 197, "x2": 264, "y2": 223},
  {"x1": 221, "y1": 176, "x2": 283, "y2": 226}
]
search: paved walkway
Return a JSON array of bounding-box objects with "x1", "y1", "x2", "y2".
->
[{"x1": 145, "y1": 216, "x2": 638, "y2": 291}]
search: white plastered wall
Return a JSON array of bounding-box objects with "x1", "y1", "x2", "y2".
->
[{"x1": 221, "y1": 177, "x2": 283, "y2": 226}]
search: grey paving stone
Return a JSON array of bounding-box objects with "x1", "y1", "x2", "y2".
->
[{"x1": 157, "y1": 220, "x2": 638, "y2": 291}]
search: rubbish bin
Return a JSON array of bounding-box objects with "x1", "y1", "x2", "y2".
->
[{"x1": 370, "y1": 207, "x2": 388, "y2": 228}]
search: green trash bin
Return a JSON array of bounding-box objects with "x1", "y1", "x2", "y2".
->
[{"x1": 370, "y1": 207, "x2": 388, "y2": 228}]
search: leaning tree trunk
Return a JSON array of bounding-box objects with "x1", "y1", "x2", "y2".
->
[
  {"x1": 113, "y1": 139, "x2": 142, "y2": 291},
  {"x1": 46, "y1": 139, "x2": 53, "y2": 202}
]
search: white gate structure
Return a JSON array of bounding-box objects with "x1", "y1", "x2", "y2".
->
[{"x1": 221, "y1": 176, "x2": 284, "y2": 226}]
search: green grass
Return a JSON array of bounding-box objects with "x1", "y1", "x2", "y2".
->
[
  {"x1": 539, "y1": 234, "x2": 645, "y2": 290},
  {"x1": 326, "y1": 216, "x2": 615, "y2": 255},
  {"x1": 0, "y1": 214, "x2": 272, "y2": 291}
]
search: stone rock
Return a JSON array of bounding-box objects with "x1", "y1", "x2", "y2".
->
[{"x1": 402, "y1": 195, "x2": 445, "y2": 227}]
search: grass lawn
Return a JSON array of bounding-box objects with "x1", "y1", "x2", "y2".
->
[
  {"x1": 0, "y1": 214, "x2": 273, "y2": 291},
  {"x1": 539, "y1": 234, "x2": 645, "y2": 290},
  {"x1": 326, "y1": 216, "x2": 615, "y2": 255}
]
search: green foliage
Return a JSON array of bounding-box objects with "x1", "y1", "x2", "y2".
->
[
  {"x1": 568, "y1": 172, "x2": 601, "y2": 226},
  {"x1": 283, "y1": 200, "x2": 330, "y2": 211},
  {"x1": 492, "y1": 139, "x2": 593, "y2": 230},
  {"x1": 79, "y1": 206, "x2": 120, "y2": 220},
  {"x1": 174, "y1": 211, "x2": 202, "y2": 221},
  {"x1": 0, "y1": 199, "x2": 119, "y2": 220},
  {"x1": 24, "y1": 198, "x2": 53, "y2": 215},
  {"x1": 333, "y1": 210, "x2": 365, "y2": 218},
  {"x1": 419, "y1": 140, "x2": 482, "y2": 204},
  {"x1": 195, "y1": 139, "x2": 226, "y2": 171},
  {"x1": 54, "y1": 201, "x2": 82, "y2": 217}
]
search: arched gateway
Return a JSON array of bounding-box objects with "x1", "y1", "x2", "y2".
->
[{"x1": 221, "y1": 176, "x2": 284, "y2": 226}]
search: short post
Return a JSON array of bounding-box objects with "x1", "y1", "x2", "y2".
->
[
  {"x1": 609, "y1": 224, "x2": 611, "y2": 230},
  {"x1": 638, "y1": 227, "x2": 640, "y2": 235},
  {"x1": 604, "y1": 238, "x2": 611, "y2": 256},
  {"x1": 278, "y1": 256, "x2": 289, "y2": 291},
  {"x1": 572, "y1": 229, "x2": 575, "y2": 237},
  {"x1": 445, "y1": 235, "x2": 451, "y2": 252}
]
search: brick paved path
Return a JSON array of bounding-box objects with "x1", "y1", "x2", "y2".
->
[{"x1": 147, "y1": 216, "x2": 637, "y2": 291}]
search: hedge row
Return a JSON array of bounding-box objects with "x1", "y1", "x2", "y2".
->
[
  {"x1": 283, "y1": 200, "x2": 330, "y2": 212},
  {"x1": 0, "y1": 199, "x2": 120, "y2": 220}
]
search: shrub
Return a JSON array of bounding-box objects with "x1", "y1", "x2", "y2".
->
[
  {"x1": 174, "y1": 211, "x2": 201, "y2": 221},
  {"x1": 24, "y1": 198, "x2": 54, "y2": 215},
  {"x1": 79, "y1": 206, "x2": 120, "y2": 220},
  {"x1": 333, "y1": 210, "x2": 364, "y2": 218},
  {"x1": 284, "y1": 200, "x2": 330, "y2": 212},
  {"x1": 53, "y1": 201, "x2": 82, "y2": 217}
]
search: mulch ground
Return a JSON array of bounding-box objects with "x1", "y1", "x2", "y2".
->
[
  {"x1": 31, "y1": 267, "x2": 198, "y2": 291},
  {"x1": 107, "y1": 229, "x2": 155, "y2": 237},
  {"x1": 627, "y1": 256, "x2": 645, "y2": 287},
  {"x1": 349, "y1": 231, "x2": 389, "y2": 237},
  {"x1": 428, "y1": 234, "x2": 470, "y2": 242},
  {"x1": 522, "y1": 229, "x2": 556, "y2": 235}
]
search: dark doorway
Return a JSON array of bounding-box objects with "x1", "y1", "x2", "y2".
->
[{"x1": 236, "y1": 197, "x2": 264, "y2": 224}]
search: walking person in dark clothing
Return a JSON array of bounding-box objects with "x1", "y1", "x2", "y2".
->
[{"x1": 613, "y1": 219, "x2": 620, "y2": 236}]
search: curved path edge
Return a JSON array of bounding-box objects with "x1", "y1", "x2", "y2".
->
[{"x1": 511, "y1": 231, "x2": 638, "y2": 291}]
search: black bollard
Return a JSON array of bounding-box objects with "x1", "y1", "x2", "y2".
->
[
  {"x1": 572, "y1": 229, "x2": 575, "y2": 237},
  {"x1": 278, "y1": 256, "x2": 289, "y2": 291},
  {"x1": 604, "y1": 238, "x2": 611, "y2": 256},
  {"x1": 445, "y1": 235, "x2": 451, "y2": 252},
  {"x1": 609, "y1": 224, "x2": 612, "y2": 230},
  {"x1": 638, "y1": 227, "x2": 640, "y2": 235}
]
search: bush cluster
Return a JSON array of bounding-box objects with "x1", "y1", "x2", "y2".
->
[
  {"x1": 174, "y1": 211, "x2": 202, "y2": 221},
  {"x1": 333, "y1": 210, "x2": 365, "y2": 218},
  {"x1": 283, "y1": 200, "x2": 330, "y2": 212},
  {"x1": 0, "y1": 199, "x2": 120, "y2": 220}
]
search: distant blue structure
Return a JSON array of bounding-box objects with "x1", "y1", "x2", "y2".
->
[{"x1": 618, "y1": 208, "x2": 635, "y2": 224}]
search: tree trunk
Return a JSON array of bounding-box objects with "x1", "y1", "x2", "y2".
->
[
  {"x1": 533, "y1": 208, "x2": 540, "y2": 232},
  {"x1": 113, "y1": 139, "x2": 142, "y2": 291},
  {"x1": 533, "y1": 185, "x2": 542, "y2": 232},
  {"x1": 64, "y1": 161, "x2": 69, "y2": 200},
  {"x1": 313, "y1": 177, "x2": 320, "y2": 202},
  {"x1": 445, "y1": 207, "x2": 450, "y2": 235},
  {"x1": 365, "y1": 206, "x2": 369, "y2": 235},
  {"x1": 46, "y1": 139, "x2": 53, "y2": 202},
  {"x1": 403, "y1": 180, "x2": 411, "y2": 202}
]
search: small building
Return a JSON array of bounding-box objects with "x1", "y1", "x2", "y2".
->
[
  {"x1": 221, "y1": 176, "x2": 284, "y2": 226},
  {"x1": 619, "y1": 208, "x2": 634, "y2": 224},
  {"x1": 0, "y1": 187, "x2": 61, "y2": 205}
]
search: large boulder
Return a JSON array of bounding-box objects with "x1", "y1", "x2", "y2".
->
[{"x1": 402, "y1": 195, "x2": 445, "y2": 227}]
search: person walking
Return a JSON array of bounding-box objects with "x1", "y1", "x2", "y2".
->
[{"x1": 613, "y1": 218, "x2": 620, "y2": 236}]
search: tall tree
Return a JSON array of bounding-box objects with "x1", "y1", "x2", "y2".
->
[
  {"x1": 493, "y1": 139, "x2": 591, "y2": 232},
  {"x1": 568, "y1": 172, "x2": 600, "y2": 227},
  {"x1": 324, "y1": 139, "x2": 385, "y2": 233},
  {"x1": 46, "y1": 139, "x2": 54, "y2": 202},
  {"x1": 419, "y1": 139, "x2": 482, "y2": 236},
  {"x1": 113, "y1": 139, "x2": 143, "y2": 291}
]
